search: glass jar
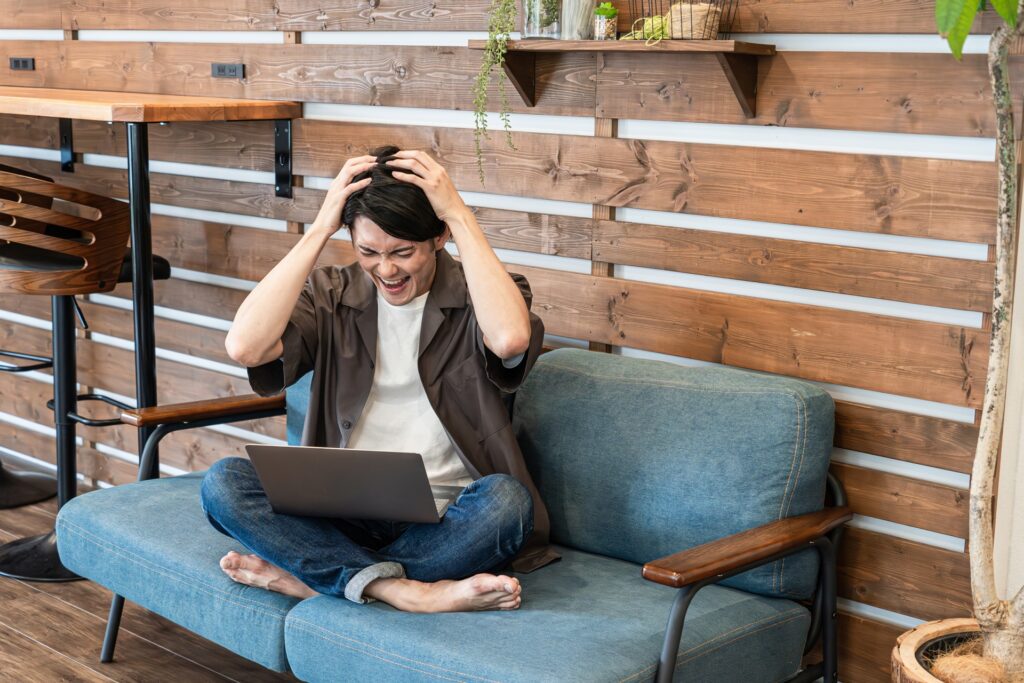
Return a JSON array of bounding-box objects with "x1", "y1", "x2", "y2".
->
[
  {"x1": 524, "y1": 0, "x2": 560, "y2": 38},
  {"x1": 594, "y1": 14, "x2": 617, "y2": 40},
  {"x1": 562, "y1": 0, "x2": 595, "y2": 40}
]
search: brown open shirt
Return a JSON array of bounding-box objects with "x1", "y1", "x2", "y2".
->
[{"x1": 246, "y1": 250, "x2": 559, "y2": 572}]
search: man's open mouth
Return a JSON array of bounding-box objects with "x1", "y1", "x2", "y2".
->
[{"x1": 378, "y1": 275, "x2": 410, "y2": 294}]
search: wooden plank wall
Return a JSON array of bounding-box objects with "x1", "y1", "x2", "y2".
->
[{"x1": 0, "y1": 3, "x2": 1009, "y2": 681}]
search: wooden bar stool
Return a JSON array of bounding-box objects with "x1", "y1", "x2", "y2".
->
[{"x1": 0, "y1": 166, "x2": 170, "y2": 581}]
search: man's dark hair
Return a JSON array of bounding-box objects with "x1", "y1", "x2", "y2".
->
[{"x1": 340, "y1": 145, "x2": 447, "y2": 242}]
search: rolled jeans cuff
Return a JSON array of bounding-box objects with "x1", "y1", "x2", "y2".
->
[{"x1": 344, "y1": 561, "x2": 406, "y2": 604}]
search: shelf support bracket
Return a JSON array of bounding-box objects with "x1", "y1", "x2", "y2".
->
[
  {"x1": 59, "y1": 118, "x2": 74, "y2": 173},
  {"x1": 274, "y1": 119, "x2": 293, "y2": 199},
  {"x1": 501, "y1": 51, "x2": 538, "y2": 108},
  {"x1": 714, "y1": 53, "x2": 759, "y2": 118}
]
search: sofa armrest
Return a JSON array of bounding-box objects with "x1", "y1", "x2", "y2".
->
[
  {"x1": 642, "y1": 506, "x2": 852, "y2": 589},
  {"x1": 120, "y1": 394, "x2": 285, "y2": 428}
]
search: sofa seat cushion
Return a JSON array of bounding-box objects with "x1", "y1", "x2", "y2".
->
[
  {"x1": 284, "y1": 547, "x2": 810, "y2": 683},
  {"x1": 55, "y1": 473, "x2": 300, "y2": 672}
]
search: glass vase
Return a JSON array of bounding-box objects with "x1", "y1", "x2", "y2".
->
[
  {"x1": 562, "y1": 0, "x2": 595, "y2": 40},
  {"x1": 594, "y1": 14, "x2": 617, "y2": 39},
  {"x1": 524, "y1": 0, "x2": 561, "y2": 38}
]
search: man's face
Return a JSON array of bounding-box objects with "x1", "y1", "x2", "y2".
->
[{"x1": 350, "y1": 215, "x2": 446, "y2": 306}]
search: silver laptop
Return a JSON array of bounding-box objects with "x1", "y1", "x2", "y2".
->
[{"x1": 244, "y1": 445, "x2": 465, "y2": 524}]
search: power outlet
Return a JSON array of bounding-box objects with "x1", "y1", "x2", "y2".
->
[
  {"x1": 10, "y1": 57, "x2": 35, "y2": 71},
  {"x1": 211, "y1": 63, "x2": 244, "y2": 79}
]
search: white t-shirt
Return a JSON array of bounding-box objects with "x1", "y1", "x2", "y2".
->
[{"x1": 347, "y1": 291, "x2": 474, "y2": 488}]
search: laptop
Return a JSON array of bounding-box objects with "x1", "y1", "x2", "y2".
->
[{"x1": 244, "y1": 444, "x2": 465, "y2": 524}]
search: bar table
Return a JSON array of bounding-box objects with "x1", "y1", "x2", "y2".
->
[{"x1": 0, "y1": 87, "x2": 300, "y2": 580}]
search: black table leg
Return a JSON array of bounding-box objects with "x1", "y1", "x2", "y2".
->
[
  {"x1": 0, "y1": 296, "x2": 80, "y2": 581},
  {"x1": 126, "y1": 122, "x2": 159, "y2": 478}
]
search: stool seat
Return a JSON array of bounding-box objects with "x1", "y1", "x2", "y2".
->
[
  {"x1": 0, "y1": 245, "x2": 170, "y2": 286},
  {"x1": 118, "y1": 249, "x2": 171, "y2": 284}
]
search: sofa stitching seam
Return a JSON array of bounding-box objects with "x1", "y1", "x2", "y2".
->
[
  {"x1": 775, "y1": 391, "x2": 807, "y2": 593},
  {"x1": 57, "y1": 517, "x2": 292, "y2": 619},
  {"x1": 616, "y1": 610, "x2": 808, "y2": 683},
  {"x1": 286, "y1": 619, "x2": 502, "y2": 682}
]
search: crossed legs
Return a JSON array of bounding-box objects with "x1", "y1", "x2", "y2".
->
[{"x1": 199, "y1": 457, "x2": 533, "y2": 612}]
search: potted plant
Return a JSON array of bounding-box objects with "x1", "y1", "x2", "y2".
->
[
  {"x1": 891, "y1": 1, "x2": 1024, "y2": 680},
  {"x1": 472, "y1": 0, "x2": 518, "y2": 186}
]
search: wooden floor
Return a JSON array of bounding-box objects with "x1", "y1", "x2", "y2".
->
[{"x1": 0, "y1": 491, "x2": 296, "y2": 683}]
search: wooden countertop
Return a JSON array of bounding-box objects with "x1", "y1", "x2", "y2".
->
[{"x1": 0, "y1": 87, "x2": 300, "y2": 122}]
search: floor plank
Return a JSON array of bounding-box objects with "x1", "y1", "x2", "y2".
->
[{"x1": 0, "y1": 620, "x2": 116, "y2": 683}]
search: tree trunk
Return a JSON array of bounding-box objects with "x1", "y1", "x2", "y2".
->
[{"x1": 972, "y1": 5, "x2": 1024, "y2": 672}]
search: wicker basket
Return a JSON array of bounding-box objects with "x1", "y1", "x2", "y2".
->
[{"x1": 625, "y1": 0, "x2": 736, "y2": 40}]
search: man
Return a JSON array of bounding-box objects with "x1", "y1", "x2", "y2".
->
[{"x1": 201, "y1": 146, "x2": 558, "y2": 613}]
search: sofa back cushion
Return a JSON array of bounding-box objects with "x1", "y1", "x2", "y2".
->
[
  {"x1": 286, "y1": 372, "x2": 313, "y2": 445},
  {"x1": 512, "y1": 349, "x2": 834, "y2": 600}
]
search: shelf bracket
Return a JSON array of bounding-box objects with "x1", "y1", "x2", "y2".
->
[
  {"x1": 59, "y1": 118, "x2": 74, "y2": 173},
  {"x1": 274, "y1": 119, "x2": 293, "y2": 199},
  {"x1": 501, "y1": 51, "x2": 538, "y2": 108},
  {"x1": 714, "y1": 53, "x2": 758, "y2": 118}
]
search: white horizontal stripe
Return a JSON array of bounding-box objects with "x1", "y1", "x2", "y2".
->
[
  {"x1": 208, "y1": 423, "x2": 285, "y2": 446},
  {"x1": 171, "y1": 267, "x2": 257, "y2": 292},
  {"x1": 738, "y1": 33, "x2": 989, "y2": 54},
  {"x1": 617, "y1": 119, "x2": 995, "y2": 161},
  {"x1": 0, "y1": 411, "x2": 58, "y2": 436},
  {"x1": 544, "y1": 334, "x2": 589, "y2": 349},
  {"x1": 0, "y1": 30, "x2": 64, "y2": 41},
  {"x1": 92, "y1": 441, "x2": 187, "y2": 477},
  {"x1": 89, "y1": 331, "x2": 248, "y2": 378},
  {"x1": 479, "y1": 245, "x2": 592, "y2": 274},
  {"x1": 0, "y1": 308, "x2": 52, "y2": 330},
  {"x1": 819, "y1": 381, "x2": 976, "y2": 423},
  {"x1": 0, "y1": 144, "x2": 60, "y2": 162},
  {"x1": 616, "y1": 208, "x2": 989, "y2": 260},
  {"x1": 91, "y1": 387, "x2": 136, "y2": 409},
  {"x1": 83, "y1": 153, "x2": 277, "y2": 186},
  {"x1": 299, "y1": 31, "x2": 513, "y2": 46},
  {"x1": 152, "y1": 203, "x2": 288, "y2": 231},
  {"x1": 616, "y1": 263, "x2": 983, "y2": 327},
  {"x1": 304, "y1": 175, "x2": 596, "y2": 217},
  {"x1": 0, "y1": 447, "x2": 58, "y2": 474},
  {"x1": 303, "y1": 102, "x2": 595, "y2": 136},
  {"x1": 838, "y1": 598, "x2": 922, "y2": 630},
  {"x1": 832, "y1": 448, "x2": 970, "y2": 489},
  {"x1": 615, "y1": 346, "x2": 977, "y2": 422},
  {"x1": 848, "y1": 514, "x2": 966, "y2": 553},
  {"x1": 89, "y1": 293, "x2": 234, "y2": 331},
  {"x1": 76, "y1": 30, "x2": 285, "y2": 44}
]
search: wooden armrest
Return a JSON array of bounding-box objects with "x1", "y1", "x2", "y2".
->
[
  {"x1": 120, "y1": 394, "x2": 285, "y2": 427},
  {"x1": 642, "y1": 506, "x2": 852, "y2": 589}
]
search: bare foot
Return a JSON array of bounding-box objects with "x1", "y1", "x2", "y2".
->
[
  {"x1": 364, "y1": 573, "x2": 522, "y2": 613},
  {"x1": 219, "y1": 551, "x2": 317, "y2": 599}
]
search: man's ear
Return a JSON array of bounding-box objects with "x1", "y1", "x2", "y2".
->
[{"x1": 434, "y1": 224, "x2": 450, "y2": 251}]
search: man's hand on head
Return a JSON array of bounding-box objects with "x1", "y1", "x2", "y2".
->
[
  {"x1": 384, "y1": 150, "x2": 471, "y2": 225},
  {"x1": 310, "y1": 155, "x2": 376, "y2": 237}
]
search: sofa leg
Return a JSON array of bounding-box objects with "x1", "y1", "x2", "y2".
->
[
  {"x1": 101, "y1": 594, "x2": 126, "y2": 663},
  {"x1": 816, "y1": 537, "x2": 838, "y2": 683},
  {"x1": 656, "y1": 585, "x2": 699, "y2": 683}
]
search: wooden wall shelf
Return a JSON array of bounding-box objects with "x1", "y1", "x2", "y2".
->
[{"x1": 467, "y1": 39, "x2": 775, "y2": 117}]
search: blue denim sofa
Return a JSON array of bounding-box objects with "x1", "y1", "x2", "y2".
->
[{"x1": 56, "y1": 348, "x2": 849, "y2": 682}]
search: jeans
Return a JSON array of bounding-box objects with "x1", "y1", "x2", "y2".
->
[{"x1": 199, "y1": 457, "x2": 534, "y2": 604}]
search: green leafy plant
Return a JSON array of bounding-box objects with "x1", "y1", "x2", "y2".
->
[
  {"x1": 595, "y1": 2, "x2": 619, "y2": 17},
  {"x1": 939, "y1": 0, "x2": 1017, "y2": 56},
  {"x1": 472, "y1": 0, "x2": 518, "y2": 186}
]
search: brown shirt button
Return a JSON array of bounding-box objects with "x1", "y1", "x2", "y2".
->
[{"x1": 342, "y1": 420, "x2": 352, "y2": 430}]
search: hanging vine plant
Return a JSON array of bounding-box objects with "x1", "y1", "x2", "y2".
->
[{"x1": 472, "y1": 0, "x2": 519, "y2": 186}]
